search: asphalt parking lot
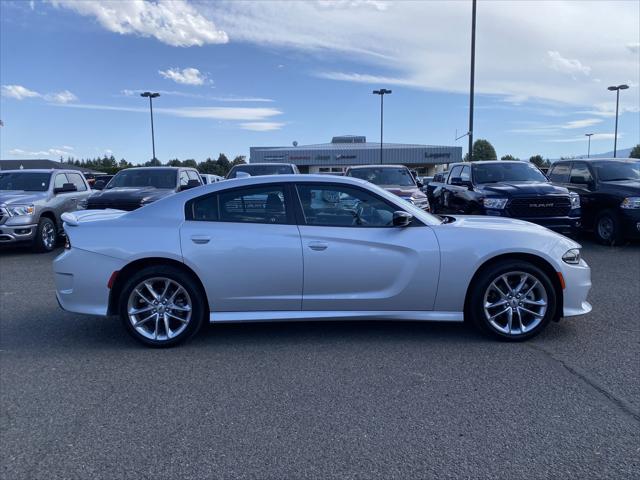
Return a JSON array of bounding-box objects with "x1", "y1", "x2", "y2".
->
[{"x1": 1, "y1": 239, "x2": 639, "y2": 479}]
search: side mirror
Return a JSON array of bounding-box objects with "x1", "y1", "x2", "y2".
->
[
  {"x1": 392, "y1": 211, "x2": 413, "y2": 227},
  {"x1": 93, "y1": 180, "x2": 106, "y2": 190},
  {"x1": 181, "y1": 179, "x2": 201, "y2": 191},
  {"x1": 416, "y1": 180, "x2": 424, "y2": 189},
  {"x1": 54, "y1": 183, "x2": 77, "y2": 194}
]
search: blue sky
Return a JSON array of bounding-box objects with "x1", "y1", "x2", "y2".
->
[{"x1": 1, "y1": 0, "x2": 638, "y2": 164}]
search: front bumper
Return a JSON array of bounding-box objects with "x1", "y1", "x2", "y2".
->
[
  {"x1": 54, "y1": 248, "x2": 124, "y2": 316},
  {"x1": 484, "y1": 210, "x2": 580, "y2": 234},
  {"x1": 0, "y1": 223, "x2": 38, "y2": 244},
  {"x1": 560, "y1": 258, "x2": 592, "y2": 317},
  {"x1": 620, "y1": 208, "x2": 640, "y2": 239}
]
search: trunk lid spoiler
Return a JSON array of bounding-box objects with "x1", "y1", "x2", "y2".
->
[{"x1": 61, "y1": 209, "x2": 127, "y2": 227}]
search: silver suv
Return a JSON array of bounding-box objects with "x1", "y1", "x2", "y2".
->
[{"x1": 0, "y1": 169, "x2": 92, "y2": 252}]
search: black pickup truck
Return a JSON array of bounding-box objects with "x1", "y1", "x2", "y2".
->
[
  {"x1": 430, "y1": 161, "x2": 581, "y2": 234},
  {"x1": 87, "y1": 167, "x2": 202, "y2": 211},
  {"x1": 548, "y1": 158, "x2": 640, "y2": 244}
]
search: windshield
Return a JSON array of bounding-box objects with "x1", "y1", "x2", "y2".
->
[
  {"x1": 107, "y1": 169, "x2": 177, "y2": 189},
  {"x1": 473, "y1": 163, "x2": 547, "y2": 184},
  {"x1": 592, "y1": 161, "x2": 640, "y2": 181},
  {"x1": 347, "y1": 167, "x2": 416, "y2": 187},
  {"x1": 227, "y1": 165, "x2": 293, "y2": 178},
  {"x1": 0, "y1": 172, "x2": 51, "y2": 191}
]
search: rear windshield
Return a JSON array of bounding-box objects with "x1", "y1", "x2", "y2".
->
[
  {"x1": 473, "y1": 163, "x2": 547, "y2": 184},
  {"x1": 0, "y1": 172, "x2": 51, "y2": 191},
  {"x1": 107, "y1": 169, "x2": 177, "y2": 189},
  {"x1": 347, "y1": 167, "x2": 416, "y2": 187},
  {"x1": 592, "y1": 161, "x2": 640, "y2": 182},
  {"x1": 227, "y1": 165, "x2": 293, "y2": 178}
]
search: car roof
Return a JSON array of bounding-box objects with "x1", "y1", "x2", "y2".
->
[
  {"x1": 347, "y1": 164, "x2": 408, "y2": 170},
  {"x1": 118, "y1": 166, "x2": 183, "y2": 171},
  {"x1": 0, "y1": 169, "x2": 73, "y2": 174},
  {"x1": 553, "y1": 158, "x2": 638, "y2": 164},
  {"x1": 233, "y1": 163, "x2": 295, "y2": 167}
]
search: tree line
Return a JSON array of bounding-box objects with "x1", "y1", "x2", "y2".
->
[{"x1": 61, "y1": 153, "x2": 247, "y2": 176}]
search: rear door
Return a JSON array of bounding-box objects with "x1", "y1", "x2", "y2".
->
[
  {"x1": 180, "y1": 183, "x2": 303, "y2": 312},
  {"x1": 294, "y1": 182, "x2": 439, "y2": 312}
]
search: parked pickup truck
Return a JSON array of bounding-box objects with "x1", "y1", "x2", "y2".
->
[
  {"x1": 0, "y1": 169, "x2": 92, "y2": 251},
  {"x1": 87, "y1": 167, "x2": 202, "y2": 211},
  {"x1": 548, "y1": 158, "x2": 640, "y2": 244},
  {"x1": 430, "y1": 161, "x2": 581, "y2": 234}
]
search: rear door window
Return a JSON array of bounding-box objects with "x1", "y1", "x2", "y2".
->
[{"x1": 548, "y1": 163, "x2": 570, "y2": 183}]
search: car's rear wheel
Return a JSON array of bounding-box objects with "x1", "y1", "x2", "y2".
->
[
  {"x1": 467, "y1": 260, "x2": 556, "y2": 341},
  {"x1": 33, "y1": 217, "x2": 57, "y2": 252},
  {"x1": 119, "y1": 266, "x2": 206, "y2": 347},
  {"x1": 594, "y1": 209, "x2": 622, "y2": 245}
]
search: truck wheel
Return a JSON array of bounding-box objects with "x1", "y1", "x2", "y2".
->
[
  {"x1": 33, "y1": 217, "x2": 57, "y2": 252},
  {"x1": 594, "y1": 209, "x2": 622, "y2": 246}
]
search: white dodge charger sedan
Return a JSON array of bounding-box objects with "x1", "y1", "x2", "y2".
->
[{"x1": 54, "y1": 175, "x2": 592, "y2": 347}]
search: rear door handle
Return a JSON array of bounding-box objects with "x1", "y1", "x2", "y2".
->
[
  {"x1": 191, "y1": 235, "x2": 210, "y2": 244},
  {"x1": 308, "y1": 241, "x2": 328, "y2": 251}
]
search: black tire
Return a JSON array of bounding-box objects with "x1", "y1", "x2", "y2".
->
[
  {"x1": 594, "y1": 209, "x2": 622, "y2": 246},
  {"x1": 466, "y1": 259, "x2": 557, "y2": 341},
  {"x1": 119, "y1": 265, "x2": 206, "y2": 347},
  {"x1": 33, "y1": 217, "x2": 57, "y2": 252}
]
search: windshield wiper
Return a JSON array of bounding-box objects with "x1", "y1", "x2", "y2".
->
[{"x1": 604, "y1": 178, "x2": 635, "y2": 181}]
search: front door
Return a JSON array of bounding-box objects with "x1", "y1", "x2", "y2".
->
[
  {"x1": 180, "y1": 183, "x2": 303, "y2": 312},
  {"x1": 294, "y1": 183, "x2": 440, "y2": 312}
]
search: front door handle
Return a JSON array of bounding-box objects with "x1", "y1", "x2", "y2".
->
[
  {"x1": 308, "y1": 241, "x2": 328, "y2": 251},
  {"x1": 191, "y1": 235, "x2": 210, "y2": 244}
]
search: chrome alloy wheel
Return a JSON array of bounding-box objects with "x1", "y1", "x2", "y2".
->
[
  {"x1": 483, "y1": 271, "x2": 548, "y2": 336},
  {"x1": 127, "y1": 277, "x2": 192, "y2": 341},
  {"x1": 42, "y1": 222, "x2": 56, "y2": 249}
]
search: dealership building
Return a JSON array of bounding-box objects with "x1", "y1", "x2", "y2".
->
[{"x1": 250, "y1": 136, "x2": 462, "y2": 175}]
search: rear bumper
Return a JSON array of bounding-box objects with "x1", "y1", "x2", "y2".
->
[{"x1": 54, "y1": 248, "x2": 124, "y2": 316}]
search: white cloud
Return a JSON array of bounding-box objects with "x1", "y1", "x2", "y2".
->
[
  {"x1": 55, "y1": 102, "x2": 282, "y2": 121},
  {"x1": 9, "y1": 147, "x2": 70, "y2": 156},
  {"x1": 201, "y1": 0, "x2": 639, "y2": 109},
  {"x1": 546, "y1": 51, "x2": 591, "y2": 76},
  {"x1": 627, "y1": 42, "x2": 640, "y2": 54},
  {"x1": 1, "y1": 84, "x2": 40, "y2": 100},
  {"x1": 44, "y1": 90, "x2": 78, "y2": 103},
  {"x1": 159, "y1": 67, "x2": 208, "y2": 86},
  {"x1": 49, "y1": 0, "x2": 228, "y2": 47},
  {"x1": 120, "y1": 89, "x2": 273, "y2": 102},
  {"x1": 240, "y1": 122, "x2": 285, "y2": 131},
  {"x1": 561, "y1": 118, "x2": 602, "y2": 129},
  {"x1": 547, "y1": 133, "x2": 620, "y2": 143}
]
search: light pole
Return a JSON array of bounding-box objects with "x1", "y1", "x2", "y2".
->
[
  {"x1": 140, "y1": 91, "x2": 160, "y2": 160},
  {"x1": 372, "y1": 89, "x2": 392, "y2": 164},
  {"x1": 585, "y1": 133, "x2": 594, "y2": 158},
  {"x1": 607, "y1": 84, "x2": 628, "y2": 158},
  {"x1": 468, "y1": 0, "x2": 477, "y2": 162}
]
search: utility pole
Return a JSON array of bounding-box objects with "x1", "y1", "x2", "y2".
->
[
  {"x1": 468, "y1": 0, "x2": 477, "y2": 162},
  {"x1": 140, "y1": 92, "x2": 160, "y2": 160},
  {"x1": 372, "y1": 89, "x2": 392, "y2": 164}
]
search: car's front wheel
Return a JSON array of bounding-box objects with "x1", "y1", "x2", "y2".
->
[
  {"x1": 33, "y1": 217, "x2": 57, "y2": 252},
  {"x1": 119, "y1": 266, "x2": 206, "y2": 347},
  {"x1": 594, "y1": 209, "x2": 622, "y2": 245},
  {"x1": 467, "y1": 260, "x2": 557, "y2": 341}
]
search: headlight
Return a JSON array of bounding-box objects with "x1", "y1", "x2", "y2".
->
[
  {"x1": 620, "y1": 197, "x2": 640, "y2": 209},
  {"x1": 6, "y1": 204, "x2": 35, "y2": 216},
  {"x1": 569, "y1": 192, "x2": 581, "y2": 209},
  {"x1": 562, "y1": 248, "x2": 581, "y2": 265},
  {"x1": 483, "y1": 198, "x2": 508, "y2": 209}
]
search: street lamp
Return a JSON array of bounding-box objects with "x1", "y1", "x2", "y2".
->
[
  {"x1": 372, "y1": 88, "x2": 392, "y2": 164},
  {"x1": 468, "y1": 0, "x2": 477, "y2": 162},
  {"x1": 140, "y1": 91, "x2": 160, "y2": 161},
  {"x1": 607, "y1": 84, "x2": 628, "y2": 158},
  {"x1": 585, "y1": 133, "x2": 594, "y2": 158}
]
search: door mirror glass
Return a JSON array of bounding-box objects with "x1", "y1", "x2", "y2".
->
[
  {"x1": 181, "y1": 179, "x2": 201, "y2": 191},
  {"x1": 392, "y1": 211, "x2": 413, "y2": 227},
  {"x1": 54, "y1": 183, "x2": 77, "y2": 194}
]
